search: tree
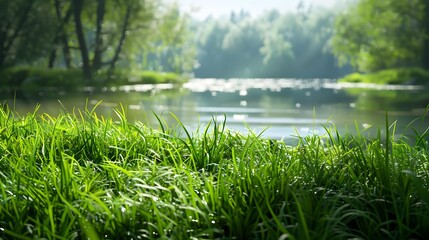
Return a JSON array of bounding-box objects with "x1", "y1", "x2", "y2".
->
[
  {"x1": 73, "y1": 0, "x2": 91, "y2": 79},
  {"x1": 0, "y1": 1, "x2": 33, "y2": 68},
  {"x1": 0, "y1": 0, "x2": 55, "y2": 69},
  {"x1": 0, "y1": 0, "x2": 194, "y2": 81},
  {"x1": 141, "y1": 3, "x2": 196, "y2": 73},
  {"x1": 107, "y1": 1, "x2": 134, "y2": 72},
  {"x1": 62, "y1": 0, "x2": 193, "y2": 79},
  {"x1": 332, "y1": 0, "x2": 427, "y2": 72},
  {"x1": 48, "y1": 0, "x2": 73, "y2": 68},
  {"x1": 221, "y1": 18, "x2": 264, "y2": 77},
  {"x1": 423, "y1": 0, "x2": 429, "y2": 69},
  {"x1": 193, "y1": 19, "x2": 232, "y2": 77},
  {"x1": 194, "y1": 7, "x2": 348, "y2": 78}
]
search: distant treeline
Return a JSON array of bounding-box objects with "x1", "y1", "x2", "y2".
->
[{"x1": 190, "y1": 6, "x2": 352, "y2": 79}]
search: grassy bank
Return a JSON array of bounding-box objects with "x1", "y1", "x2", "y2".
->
[
  {"x1": 0, "y1": 67, "x2": 186, "y2": 90},
  {"x1": 339, "y1": 67, "x2": 429, "y2": 85},
  {"x1": 1, "y1": 105, "x2": 429, "y2": 239}
]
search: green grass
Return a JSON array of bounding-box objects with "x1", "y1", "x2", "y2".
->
[
  {"x1": 339, "y1": 67, "x2": 429, "y2": 85},
  {"x1": 0, "y1": 67, "x2": 186, "y2": 90},
  {"x1": 0, "y1": 104, "x2": 429, "y2": 239}
]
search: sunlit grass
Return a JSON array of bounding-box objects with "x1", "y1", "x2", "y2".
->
[{"x1": 0, "y1": 104, "x2": 428, "y2": 239}]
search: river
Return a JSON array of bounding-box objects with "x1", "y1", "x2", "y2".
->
[{"x1": 1, "y1": 78, "x2": 428, "y2": 141}]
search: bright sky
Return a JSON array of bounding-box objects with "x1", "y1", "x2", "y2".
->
[{"x1": 177, "y1": 0, "x2": 339, "y2": 19}]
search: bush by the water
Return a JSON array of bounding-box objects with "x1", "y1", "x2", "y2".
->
[
  {"x1": 339, "y1": 67, "x2": 429, "y2": 85},
  {"x1": 0, "y1": 67, "x2": 85, "y2": 89},
  {"x1": 0, "y1": 67, "x2": 186, "y2": 90},
  {"x1": 0, "y1": 105, "x2": 428, "y2": 239}
]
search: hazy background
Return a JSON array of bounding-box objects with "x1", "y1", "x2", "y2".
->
[
  {"x1": 177, "y1": 0, "x2": 340, "y2": 19},
  {"x1": 0, "y1": 0, "x2": 427, "y2": 139}
]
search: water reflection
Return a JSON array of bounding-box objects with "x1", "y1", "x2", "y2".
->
[{"x1": 1, "y1": 78, "x2": 428, "y2": 140}]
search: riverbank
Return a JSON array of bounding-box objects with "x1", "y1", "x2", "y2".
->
[
  {"x1": 0, "y1": 105, "x2": 428, "y2": 239},
  {"x1": 339, "y1": 67, "x2": 429, "y2": 85},
  {"x1": 0, "y1": 67, "x2": 187, "y2": 90}
]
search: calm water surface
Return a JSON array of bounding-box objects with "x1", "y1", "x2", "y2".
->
[{"x1": 1, "y1": 78, "x2": 428, "y2": 141}]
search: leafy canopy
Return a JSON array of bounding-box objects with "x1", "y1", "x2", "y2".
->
[{"x1": 332, "y1": 0, "x2": 425, "y2": 73}]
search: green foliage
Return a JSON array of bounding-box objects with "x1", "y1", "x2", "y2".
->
[
  {"x1": 0, "y1": 0, "x2": 195, "y2": 84},
  {"x1": 138, "y1": 71, "x2": 185, "y2": 84},
  {"x1": 194, "y1": 7, "x2": 351, "y2": 78},
  {"x1": 143, "y1": 2, "x2": 197, "y2": 73},
  {"x1": 332, "y1": 0, "x2": 426, "y2": 72},
  {"x1": 339, "y1": 67, "x2": 429, "y2": 84},
  {"x1": 0, "y1": 67, "x2": 185, "y2": 90},
  {"x1": 0, "y1": 67, "x2": 85, "y2": 89},
  {"x1": 0, "y1": 0, "x2": 56, "y2": 68},
  {"x1": 104, "y1": 69, "x2": 186, "y2": 85},
  {"x1": 0, "y1": 105, "x2": 429, "y2": 239}
]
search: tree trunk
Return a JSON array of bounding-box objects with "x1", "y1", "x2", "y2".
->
[
  {"x1": 58, "y1": 0, "x2": 72, "y2": 68},
  {"x1": 0, "y1": 2, "x2": 34, "y2": 69},
  {"x1": 423, "y1": 0, "x2": 429, "y2": 70},
  {"x1": 60, "y1": 31, "x2": 72, "y2": 68},
  {"x1": 92, "y1": 0, "x2": 105, "y2": 70},
  {"x1": 73, "y1": 0, "x2": 91, "y2": 80},
  {"x1": 109, "y1": 5, "x2": 131, "y2": 71},
  {"x1": 0, "y1": 25, "x2": 8, "y2": 68},
  {"x1": 48, "y1": 0, "x2": 72, "y2": 68}
]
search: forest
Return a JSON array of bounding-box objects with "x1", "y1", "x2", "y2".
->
[
  {"x1": 0, "y1": 0, "x2": 194, "y2": 87},
  {"x1": 192, "y1": 5, "x2": 351, "y2": 78},
  {"x1": 1, "y1": 0, "x2": 429, "y2": 85}
]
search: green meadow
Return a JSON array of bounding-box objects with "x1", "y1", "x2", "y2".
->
[{"x1": 1, "y1": 104, "x2": 429, "y2": 239}]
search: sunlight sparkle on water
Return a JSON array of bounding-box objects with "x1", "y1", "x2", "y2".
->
[
  {"x1": 119, "y1": 78, "x2": 424, "y2": 93},
  {"x1": 129, "y1": 105, "x2": 142, "y2": 110},
  {"x1": 233, "y1": 114, "x2": 247, "y2": 121}
]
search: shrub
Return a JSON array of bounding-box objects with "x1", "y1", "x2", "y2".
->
[
  {"x1": 339, "y1": 67, "x2": 429, "y2": 85},
  {"x1": 0, "y1": 67, "x2": 187, "y2": 90}
]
